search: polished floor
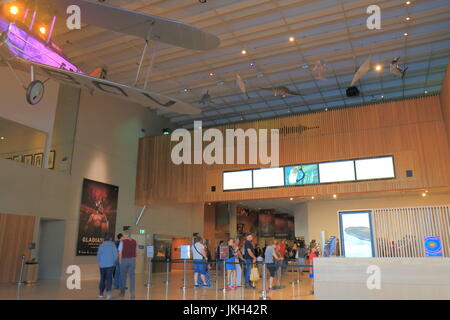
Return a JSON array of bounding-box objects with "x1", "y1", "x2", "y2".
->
[{"x1": 0, "y1": 269, "x2": 314, "y2": 300}]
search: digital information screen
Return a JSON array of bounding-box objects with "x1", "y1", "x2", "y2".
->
[
  {"x1": 319, "y1": 160, "x2": 356, "y2": 183},
  {"x1": 253, "y1": 167, "x2": 284, "y2": 188},
  {"x1": 339, "y1": 211, "x2": 374, "y2": 258},
  {"x1": 284, "y1": 164, "x2": 319, "y2": 185},
  {"x1": 223, "y1": 170, "x2": 253, "y2": 190},
  {"x1": 355, "y1": 156, "x2": 395, "y2": 180}
]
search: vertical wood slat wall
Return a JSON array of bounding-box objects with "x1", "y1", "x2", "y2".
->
[
  {"x1": 0, "y1": 213, "x2": 36, "y2": 283},
  {"x1": 373, "y1": 206, "x2": 450, "y2": 257},
  {"x1": 136, "y1": 95, "x2": 450, "y2": 205}
]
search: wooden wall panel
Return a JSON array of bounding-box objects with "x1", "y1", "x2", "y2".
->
[
  {"x1": 440, "y1": 61, "x2": 450, "y2": 151},
  {"x1": 0, "y1": 213, "x2": 35, "y2": 283},
  {"x1": 136, "y1": 96, "x2": 450, "y2": 204}
]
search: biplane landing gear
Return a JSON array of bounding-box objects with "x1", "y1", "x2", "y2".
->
[{"x1": 26, "y1": 80, "x2": 45, "y2": 105}]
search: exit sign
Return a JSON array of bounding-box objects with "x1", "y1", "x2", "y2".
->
[{"x1": 139, "y1": 229, "x2": 146, "y2": 234}]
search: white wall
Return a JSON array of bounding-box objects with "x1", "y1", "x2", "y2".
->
[
  {"x1": 293, "y1": 203, "x2": 309, "y2": 241},
  {"x1": 0, "y1": 67, "x2": 59, "y2": 133},
  {"x1": 0, "y1": 83, "x2": 203, "y2": 281}
]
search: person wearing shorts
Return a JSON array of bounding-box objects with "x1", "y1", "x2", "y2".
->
[
  {"x1": 225, "y1": 239, "x2": 237, "y2": 290},
  {"x1": 192, "y1": 236, "x2": 208, "y2": 288},
  {"x1": 309, "y1": 246, "x2": 320, "y2": 294},
  {"x1": 264, "y1": 241, "x2": 281, "y2": 291}
]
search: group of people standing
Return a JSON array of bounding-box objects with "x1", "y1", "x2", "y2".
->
[{"x1": 96, "y1": 232, "x2": 137, "y2": 299}]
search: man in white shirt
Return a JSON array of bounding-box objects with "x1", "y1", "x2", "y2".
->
[{"x1": 192, "y1": 236, "x2": 208, "y2": 288}]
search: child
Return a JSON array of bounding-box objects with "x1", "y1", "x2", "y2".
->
[
  {"x1": 309, "y1": 246, "x2": 320, "y2": 294},
  {"x1": 225, "y1": 238, "x2": 238, "y2": 290}
]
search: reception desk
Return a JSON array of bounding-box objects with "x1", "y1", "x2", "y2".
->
[{"x1": 314, "y1": 257, "x2": 450, "y2": 300}]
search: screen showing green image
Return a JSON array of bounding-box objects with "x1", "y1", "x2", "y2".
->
[{"x1": 284, "y1": 164, "x2": 319, "y2": 185}]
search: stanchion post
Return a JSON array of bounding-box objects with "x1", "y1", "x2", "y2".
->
[
  {"x1": 215, "y1": 260, "x2": 218, "y2": 285},
  {"x1": 297, "y1": 262, "x2": 300, "y2": 284},
  {"x1": 222, "y1": 259, "x2": 227, "y2": 292},
  {"x1": 17, "y1": 255, "x2": 26, "y2": 286},
  {"x1": 259, "y1": 262, "x2": 270, "y2": 300},
  {"x1": 145, "y1": 258, "x2": 152, "y2": 288},
  {"x1": 181, "y1": 259, "x2": 187, "y2": 290},
  {"x1": 291, "y1": 261, "x2": 295, "y2": 286},
  {"x1": 164, "y1": 259, "x2": 170, "y2": 284}
]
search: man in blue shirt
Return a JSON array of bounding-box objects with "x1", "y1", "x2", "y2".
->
[{"x1": 243, "y1": 233, "x2": 257, "y2": 289}]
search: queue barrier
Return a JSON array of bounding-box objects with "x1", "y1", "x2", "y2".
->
[{"x1": 144, "y1": 258, "x2": 312, "y2": 299}]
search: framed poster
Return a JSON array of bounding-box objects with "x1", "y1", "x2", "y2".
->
[
  {"x1": 258, "y1": 210, "x2": 274, "y2": 237},
  {"x1": 48, "y1": 150, "x2": 56, "y2": 169},
  {"x1": 76, "y1": 179, "x2": 119, "y2": 256},
  {"x1": 23, "y1": 154, "x2": 33, "y2": 165},
  {"x1": 33, "y1": 153, "x2": 43, "y2": 167},
  {"x1": 338, "y1": 210, "x2": 375, "y2": 257}
]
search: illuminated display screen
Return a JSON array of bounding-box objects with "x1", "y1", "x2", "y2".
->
[
  {"x1": 284, "y1": 164, "x2": 319, "y2": 185},
  {"x1": 223, "y1": 170, "x2": 252, "y2": 190},
  {"x1": 253, "y1": 167, "x2": 284, "y2": 188},
  {"x1": 355, "y1": 156, "x2": 395, "y2": 180},
  {"x1": 339, "y1": 211, "x2": 374, "y2": 258},
  {"x1": 319, "y1": 161, "x2": 356, "y2": 183}
]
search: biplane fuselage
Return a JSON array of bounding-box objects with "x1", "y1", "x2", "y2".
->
[{"x1": 0, "y1": 1, "x2": 220, "y2": 115}]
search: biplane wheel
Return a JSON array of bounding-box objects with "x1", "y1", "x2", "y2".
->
[{"x1": 26, "y1": 80, "x2": 45, "y2": 105}]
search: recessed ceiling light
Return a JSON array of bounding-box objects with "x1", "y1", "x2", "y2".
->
[
  {"x1": 290, "y1": 197, "x2": 294, "y2": 201},
  {"x1": 325, "y1": 107, "x2": 328, "y2": 111},
  {"x1": 181, "y1": 88, "x2": 189, "y2": 93},
  {"x1": 381, "y1": 95, "x2": 385, "y2": 99},
  {"x1": 311, "y1": 196, "x2": 315, "y2": 200},
  {"x1": 374, "y1": 64, "x2": 383, "y2": 72},
  {"x1": 209, "y1": 72, "x2": 215, "y2": 77},
  {"x1": 424, "y1": 90, "x2": 428, "y2": 94},
  {"x1": 249, "y1": 62, "x2": 256, "y2": 68},
  {"x1": 421, "y1": 192, "x2": 427, "y2": 197},
  {"x1": 241, "y1": 49, "x2": 247, "y2": 55},
  {"x1": 406, "y1": 1, "x2": 411, "y2": 5},
  {"x1": 404, "y1": 32, "x2": 409, "y2": 37},
  {"x1": 406, "y1": 17, "x2": 411, "y2": 21},
  {"x1": 289, "y1": 36, "x2": 295, "y2": 42},
  {"x1": 333, "y1": 194, "x2": 338, "y2": 199},
  {"x1": 0, "y1": 136, "x2": 4, "y2": 140}
]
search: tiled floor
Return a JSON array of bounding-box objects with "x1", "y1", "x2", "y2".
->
[{"x1": 0, "y1": 270, "x2": 314, "y2": 300}]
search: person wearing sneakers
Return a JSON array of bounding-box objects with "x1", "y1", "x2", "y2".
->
[
  {"x1": 96, "y1": 234, "x2": 118, "y2": 299},
  {"x1": 225, "y1": 238, "x2": 238, "y2": 290},
  {"x1": 264, "y1": 240, "x2": 282, "y2": 291}
]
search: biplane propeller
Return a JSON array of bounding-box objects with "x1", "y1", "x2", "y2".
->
[{"x1": 0, "y1": 0, "x2": 221, "y2": 115}]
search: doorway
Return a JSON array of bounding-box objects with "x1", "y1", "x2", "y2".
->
[{"x1": 38, "y1": 219, "x2": 66, "y2": 280}]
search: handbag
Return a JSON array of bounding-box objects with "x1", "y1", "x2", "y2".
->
[{"x1": 250, "y1": 264, "x2": 260, "y2": 282}]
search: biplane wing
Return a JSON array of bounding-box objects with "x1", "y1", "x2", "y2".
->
[
  {"x1": 43, "y1": 0, "x2": 220, "y2": 51},
  {"x1": 13, "y1": 58, "x2": 201, "y2": 115}
]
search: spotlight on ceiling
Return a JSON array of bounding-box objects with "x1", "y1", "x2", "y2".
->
[
  {"x1": 289, "y1": 36, "x2": 295, "y2": 42},
  {"x1": 0, "y1": 136, "x2": 5, "y2": 140},
  {"x1": 241, "y1": 49, "x2": 247, "y2": 55},
  {"x1": 374, "y1": 64, "x2": 383, "y2": 72},
  {"x1": 406, "y1": 1, "x2": 411, "y2": 5},
  {"x1": 209, "y1": 72, "x2": 215, "y2": 77},
  {"x1": 9, "y1": 5, "x2": 19, "y2": 15},
  {"x1": 39, "y1": 26, "x2": 47, "y2": 35},
  {"x1": 162, "y1": 128, "x2": 171, "y2": 135},
  {"x1": 404, "y1": 32, "x2": 409, "y2": 37}
]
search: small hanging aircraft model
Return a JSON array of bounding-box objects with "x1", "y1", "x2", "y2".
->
[
  {"x1": 390, "y1": 57, "x2": 408, "y2": 79},
  {"x1": 0, "y1": 0, "x2": 221, "y2": 115},
  {"x1": 236, "y1": 73, "x2": 249, "y2": 99},
  {"x1": 312, "y1": 60, "x2": 328, "y2": 81},
  {"x1": 260, "y1": 86, "x2": 302, "y2": 97}
]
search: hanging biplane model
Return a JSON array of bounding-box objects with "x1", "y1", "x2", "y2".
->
[{"x1": 0, "y1": 0, "x2": 221, "y2": 114}]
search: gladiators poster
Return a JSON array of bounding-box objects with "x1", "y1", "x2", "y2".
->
[
  {"x1": 76, "y1": 179, "x2": 119, "y2": 256},
  {"x1": 274, "y1": 214, "x2": 289, "y2": 239},
  {"x1": 258, "y1": 210, "x2": 275, "y2": 237}
]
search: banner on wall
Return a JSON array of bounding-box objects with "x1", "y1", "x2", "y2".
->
[
  {"x1": 274, "y1": 214, "x2": 289, "y2": 239},
  {"x1": 287, "y1": 216, "x2": 295, "y2": 240},
  {"x1": 424, "y1": 236, "x2": 443, "y2": 257},
  {"x1": 258, "y1": 210, "x2": 274, "y2": 237},
  {"x1": 76, "y1": 179, "x2": 119, "y2": 256}
]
